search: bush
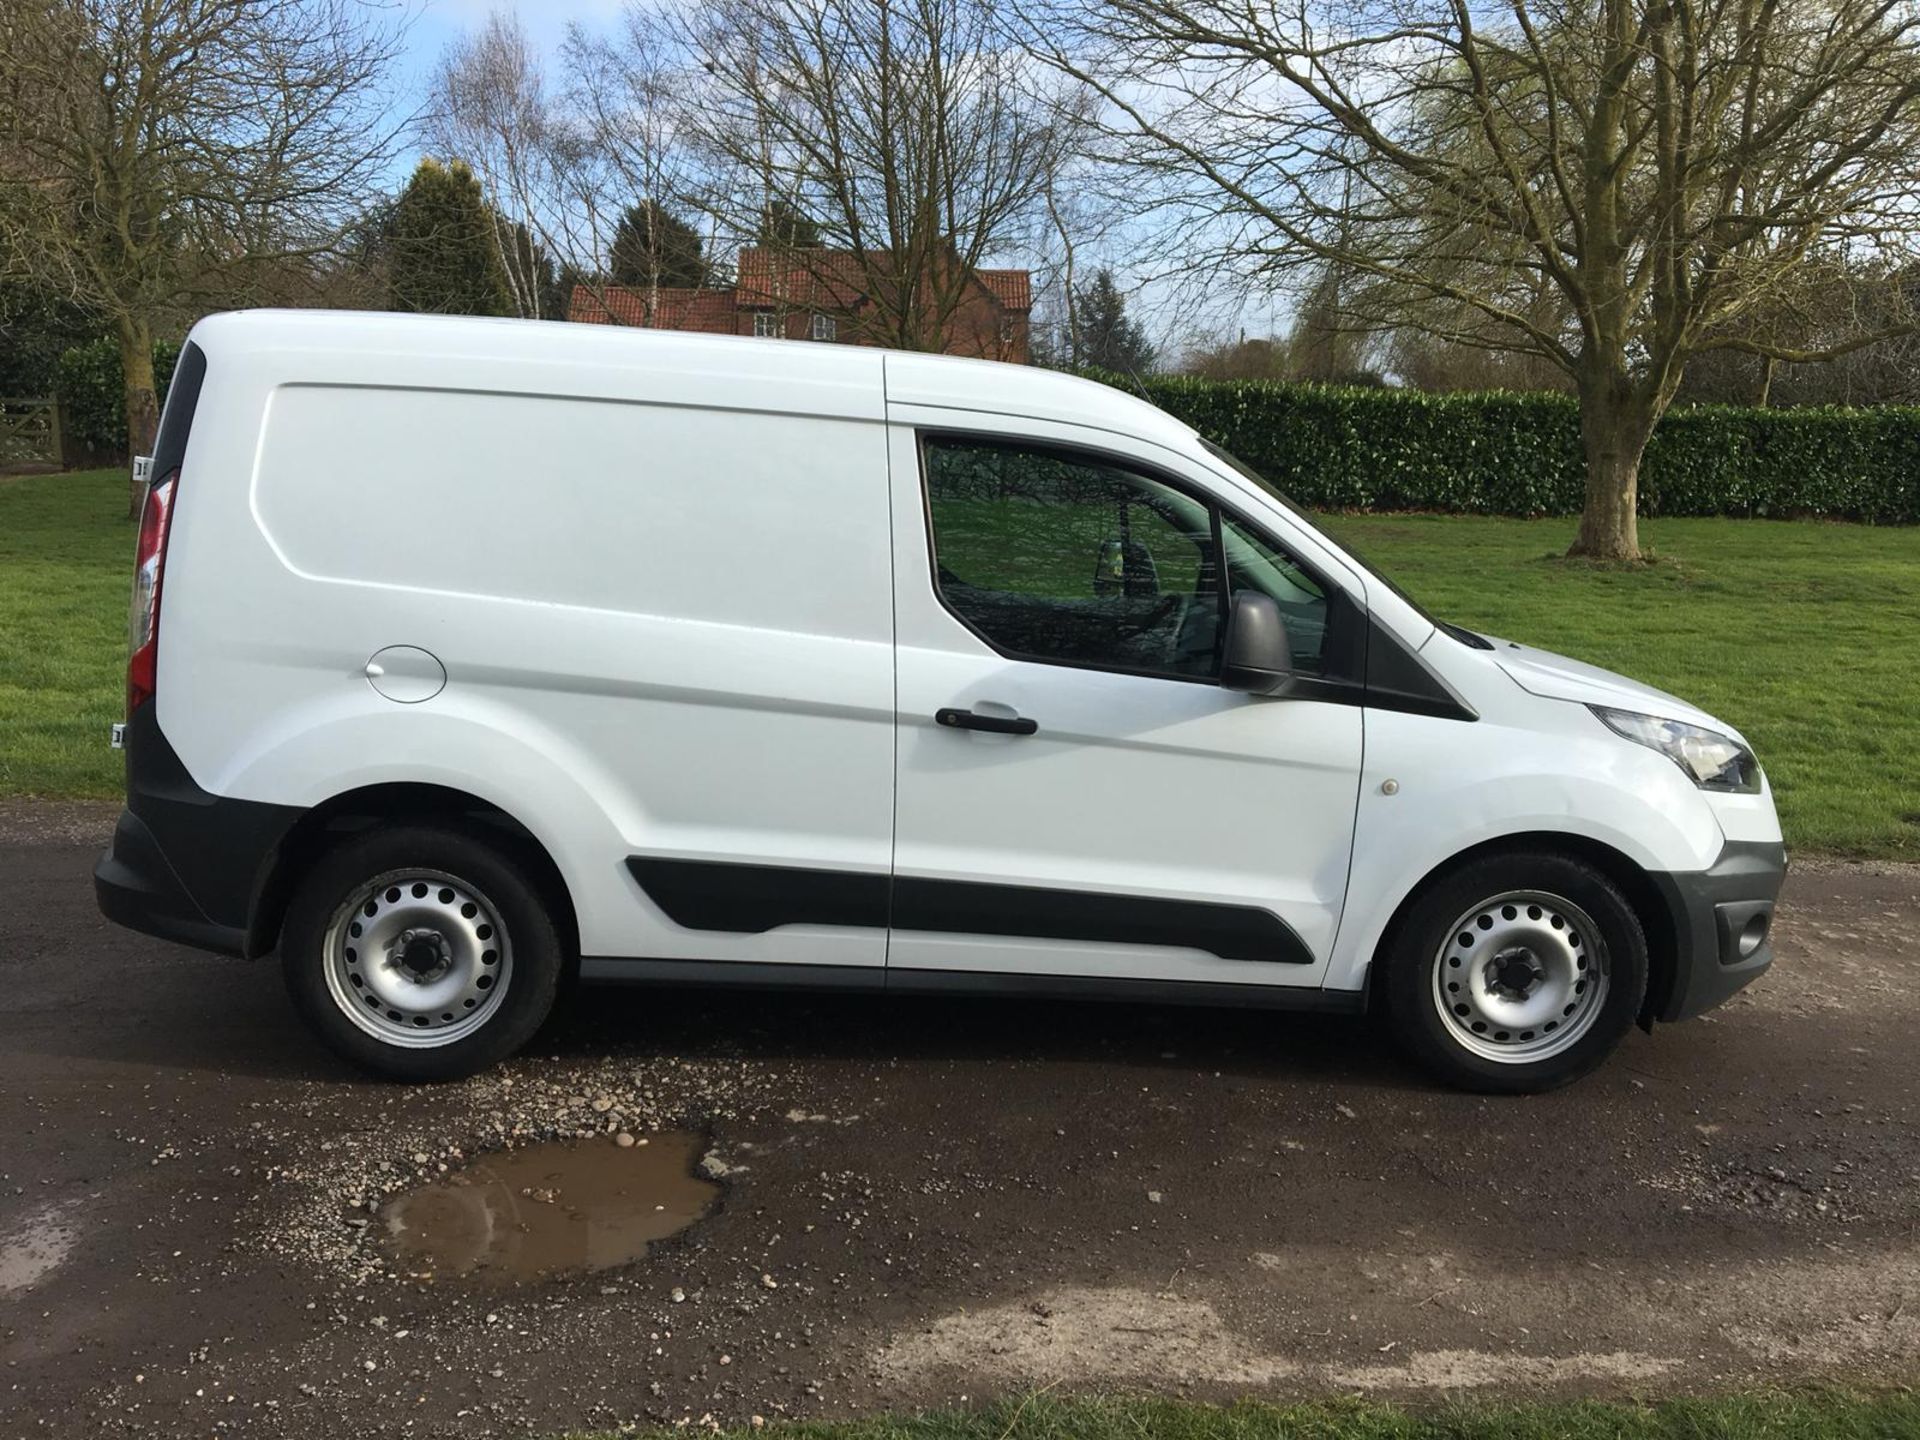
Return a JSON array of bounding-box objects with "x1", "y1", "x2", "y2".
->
[
  {"x1": 1112, "y1": 373, "x2": 1920, "y2": 523},
  {"x1": 0, "y1": 284, "x2": 100, "y2": 397},
  {"x1": 54, "y1": 336, "x2": 181, "y2": 459}
]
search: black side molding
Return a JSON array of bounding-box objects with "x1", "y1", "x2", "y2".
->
[
  {"x1": 626, "y1": 857, "x2": 890, "y2": 933},
  {"x1": 625, "y1": 857, "x2": 1316, "y2": 965},
  {"x1": 886, "y1": 965, "x2": 1358, "y2": 1009},
  {"x1": 891, "y1": 876, "x2": 1313, "y2": 964}
]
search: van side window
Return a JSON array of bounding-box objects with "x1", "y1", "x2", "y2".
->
[
  {"x1": 1218, "y1": 513, "x2": 1330, "y2": 675},
  {"x1": 922, "y1": 439, "x2": 1225, "y2": 679}
]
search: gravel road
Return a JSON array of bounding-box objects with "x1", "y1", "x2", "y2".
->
[{"x1": 2, "y1": 799, "x2": 1916, "y2": 1438}]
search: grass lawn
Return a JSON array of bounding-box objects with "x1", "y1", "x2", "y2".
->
[
  {"x1": 3, "y1": 468, "x2": 1917, "y2": 857},
  {"x1": 565, "y1": 1391, "x2": 1920, "y2": 1440},
  {"x1": 0, "y1": 469, "x2": 130, "y2": 800},
  {"x1": 1313, "y1": 511, "x2": 1920, "y2": 858}
]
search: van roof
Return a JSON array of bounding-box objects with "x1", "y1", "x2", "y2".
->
[
  {"x1": 187, "y1": 309, "x2": 1196, "y2": 450},
  {"x1": 881, "y1": 347, "x2": 1197, "y2": 451}
]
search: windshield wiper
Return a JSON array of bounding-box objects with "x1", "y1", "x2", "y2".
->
[{"x1": 1439, "y1": 620, "x2": 1494, "y2": 650}]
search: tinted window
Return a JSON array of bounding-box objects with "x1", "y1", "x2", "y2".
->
[
  {"x1": 924, "y1": 440, "x2": 1225, "y2": 679},
  {"x1": 152, "y1": 341, "x2": 206, "y2": 476},
  {"x1": 1204, "y1": 437, "x2": 1452, "y2": 643},
  {"x1": 1219, "y1": 513, "x2": 1330, "y2": 674}
]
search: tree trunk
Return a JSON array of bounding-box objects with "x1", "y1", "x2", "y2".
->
[
  {"x1": 118, "y1": 315, "x2": 160, "y2": 519},
  {"x1": 1568, "y1": 372, "x2": 1650, "y2": 561}
]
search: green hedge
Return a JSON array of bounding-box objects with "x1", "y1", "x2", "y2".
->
[
  {"x1": 1119, "y1": 375, "x2": 1920, "y2": 522},
  {"x1": 54, "y1": 336, "x2": 181, "y2": 459}
]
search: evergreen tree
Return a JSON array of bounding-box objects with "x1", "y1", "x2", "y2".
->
[
  {"x1": 1074, "y1": 269, "x2": 1155, "y2": 373},
  {"x1": 387, "y1": 159, "x2": 514, "y2": 317},
  {"x1": 609, "y1": 201, "x2": 708, "y2": 289},
  {"x1": 757, "y1": 198, "x2": 822, "y2": 249}
]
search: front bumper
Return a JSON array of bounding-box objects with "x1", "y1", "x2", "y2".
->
[{"x1": 1647, "y1": 839, "x2": 1788, "y2": 1022}]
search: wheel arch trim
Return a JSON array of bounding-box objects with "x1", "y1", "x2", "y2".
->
[
  {"x1": 249, "y1": 781, "x2": 582, "y2": 964},
  {"x1": 1357, "y1": 830, "x2": 1676, "y2": 1024}
]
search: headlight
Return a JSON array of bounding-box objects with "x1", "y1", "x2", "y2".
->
[{"x1": 1591, "y1": 706, "x2": 1761, "y2": 792}]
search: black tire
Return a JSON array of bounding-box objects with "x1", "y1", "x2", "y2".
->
[
  {"x1": 1382, "y1": 851, "x2": 1648, "y2": 1094},
  {"x1": 280, "y1": 824, "x2": 563, "y2": 1081}
]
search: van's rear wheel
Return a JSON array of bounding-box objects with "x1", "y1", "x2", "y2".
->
[
  {"x1": 1383, "y1": 852, "x2": 1647, "y2": 1094},
  {"x1": 281, "y1": 825, "x2": 562, "y2": 1081}
]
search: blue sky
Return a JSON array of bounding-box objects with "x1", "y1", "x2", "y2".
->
[
  {"x1": 399, "y1": 0, "x2": 619, "y2": 79},
  {"x1": 387, "y1": 0, "x2": 1286, "y2": 350},
  {"x1": 389, "y1": 0, "x2": 619, "y2": 171}
]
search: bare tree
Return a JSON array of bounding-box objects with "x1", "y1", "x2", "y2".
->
[
  {"x1": 556, "y1": 7, "x2": 714, "y2": 322},
  {"x1": 662, "y1": 0, "x2": 1067, "y2": 352},
  {"x1": 1038, "y1": 169, "x2": 1084, "y2": 364},
  {"x1": 0, "y1": 0, "x2": 401, "y2": 511},
  {"x1": 1676, "y1": 253, "x2": 1920, "y2": 405},
  {"x1": 1373, "y1": 275, "x2": 1577, "y2": 392},
  {"x1": 1035, "y1": 0, "x2": 1920, "y2": 559},
  {"x1": 1290, "y1": 262, "x2": 1374, "y2": 384},
  {"x1": 428, "y1": 11, "x2": 560, "y2": 321},
  {"x1": 1029, "y1": 83, "x2": 1134, "y2": 368}
]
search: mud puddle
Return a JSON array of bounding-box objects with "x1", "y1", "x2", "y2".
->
[{"x1": 378, "y1": 1130, "x2": 720, "y2": 1284}]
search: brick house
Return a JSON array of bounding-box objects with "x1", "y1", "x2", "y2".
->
[{"x1": 568, "y1": 246, "x2": 1032, "y2": 362}]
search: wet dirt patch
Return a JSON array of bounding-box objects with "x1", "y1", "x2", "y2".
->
[
  {"x1": 875, "y1": 1285, "x2": 1299, "y2": 1388},
  {"x1": 876, "y1": 1286, "x2": 1680, "y2": 1396},
  {"x1": 0, "y1": 1202, "x2": 80, "y2": 1295},
  {"x1": 0, "y1": 798, "x2": 118, "y2": 847},
  {"x1": 378, "y1": 1130, "x2": 719, "y2": 1284},
  {"x1": 1715, "y1": 1244, "x2": 1920, "y2": 1368},
  {"x1": 1326, "y1": 1349, "x2": 1674, "y2": 1391}
]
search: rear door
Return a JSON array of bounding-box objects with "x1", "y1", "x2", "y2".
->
[{"x1": 884, "y1": 417, "x2": 1367, "y2": 991}]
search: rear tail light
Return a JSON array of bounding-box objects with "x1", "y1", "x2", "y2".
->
[{"x1": 127, "y1": 464, "x2": 180, "y2": 716}]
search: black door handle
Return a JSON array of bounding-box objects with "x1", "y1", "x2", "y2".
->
[{"x1": 935, "y1": 707, "x2": 1038, "y2": 736}]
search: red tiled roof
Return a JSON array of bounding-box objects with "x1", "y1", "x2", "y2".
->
[
  {"x1": 735, "y1": 248, "x2": 868, "y2": 310},
  {"x1": 977, "y1": 269, "x2": 1031, "y2": 312},
  {"x1": 734, "y1": 247, "x2": 1032, "y2": 313},
  {"x1": 568, "y1": 284, "x2": 738, "y2": 332},
  {"x1": 568, "y1": 249, "x2": 1034, "y2": 336}
]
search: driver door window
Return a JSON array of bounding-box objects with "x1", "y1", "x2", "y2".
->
[
  {"x1": 923, "y1": 439, "x2": 1224, "y2": 680},
  {"x1": 1219, "y1": 514, "x2": 1331, "y2": 675}
]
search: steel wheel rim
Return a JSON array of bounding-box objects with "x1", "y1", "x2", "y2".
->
[
  {"x1": 321, "y1": 868, "x2": 513, "y2": 1048},
  {"x1": 1430, "y1": 889, "x2": 1608, "y2": 1064}
]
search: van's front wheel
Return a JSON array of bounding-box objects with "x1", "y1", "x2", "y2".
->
[
  {"x1": 1384, "y1": 853, "x2": 1648, "y2": 1093},
  {"x1": 281, "y1": 825, "x2": 562, "y2": 1081}
]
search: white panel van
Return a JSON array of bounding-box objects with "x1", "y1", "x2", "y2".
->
[{"x1": 95, "y1": 311, "x2": 1785, "y2": 1091}]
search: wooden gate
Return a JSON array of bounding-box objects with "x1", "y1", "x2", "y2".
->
[{"x1": 0, "y1": 398, "x2": 63, "y2": 469}]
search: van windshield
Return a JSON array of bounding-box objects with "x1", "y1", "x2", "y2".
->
[{"x1": 1201, "y1": 439, "x2": 1493, "y2": 650}]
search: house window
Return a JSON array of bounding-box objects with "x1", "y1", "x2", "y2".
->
[
  {"x1": 753, "y1": 312, "x2": 781, "y2": 339},
  {"x1": 810, "y1": 313, "x2": 838, "y2": 342}
]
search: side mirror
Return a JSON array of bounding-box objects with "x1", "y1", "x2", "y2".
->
[{"x1": 1221, "y1": 591, "x2": 1294, "y2": 695}]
